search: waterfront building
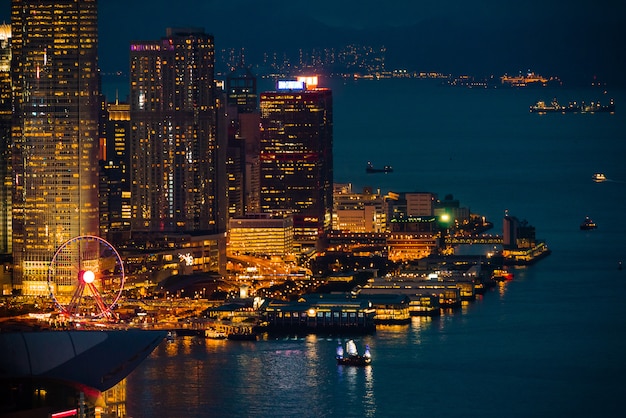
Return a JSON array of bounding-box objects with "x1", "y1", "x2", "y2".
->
[
  {"x1": 259, "y1": 78, "x2": 333, "y2": 249},
  {"x1": 501, "y1": 214, "x2": 551, "y2": 264},
  {"x1": 434, "y1": 194, "x2": 470, "y2": 226},
  {"x1": 11, "y1": 0, "x2": 100, "y2": 295},
  {"x1": 228, "y1": 213, "x2": 294, "y2": 257},
  {"x1": 503, "y1": 214, "x2": 536, "y2": 249},
  {"x1": 387, "y1": 191, "x2": 437, "y2": 219},
  {"x1": 0, "y1": 24, "x2": 11, "y2": 256},
  {"x1": 258, "y1": 293, "x2": 375, "y2": 333},
  {"x1": 360, "y1": 293, "x2": 411, "y2": 324},
  {"x1": 387, "y1": 233, "x2": 440, "y2": 261},
  {"x1": 333, "y1": 184, "x2": 387, "y2": 233}
]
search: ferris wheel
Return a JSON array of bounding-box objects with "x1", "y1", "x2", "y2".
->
[{"x1": 47, "y1": 235, "x2": 125, "y2": 319}]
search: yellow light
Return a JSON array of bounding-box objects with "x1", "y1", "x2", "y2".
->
[{"x1": 307, "y1": 308, "x2": 316, "y2": 316}]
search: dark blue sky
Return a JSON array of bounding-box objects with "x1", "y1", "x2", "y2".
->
[{"x1": 1, "y1": 0, "x2": 625, "y2": 84}]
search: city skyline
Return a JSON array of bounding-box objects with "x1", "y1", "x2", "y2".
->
[{"x1": 1, "y1": 1, "x2": 625, "y2": 85}]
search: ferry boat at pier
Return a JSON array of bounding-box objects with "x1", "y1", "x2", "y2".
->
[{"x1": 491, "y1": 269, "x2": 514, "y2": 281}]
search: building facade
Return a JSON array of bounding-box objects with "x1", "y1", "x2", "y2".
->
[
  {"x1": 333, "y1": 184, "x2": 386, "y2": 233},
  {"x1": 225, "y1": 65, "x2": 261, "y2": 215},
  {"x1": 11, "y1": 0, "x2": 100, "y2": 295},
  {"x1": 259, "y1": 79, "x2": 333, "y2": 248},
  {"x1": 100, "y1": 102, "x2": 132, "y2": 244},
  {"x1": 130, "y1": 28, "x2": 219, "y2": 234},
  {"x1": 0, "y1": 24, "x2": 11, "y2": 256},
  {"x1": 228, "y1": 213, "x2": 294, "y2": 257}
]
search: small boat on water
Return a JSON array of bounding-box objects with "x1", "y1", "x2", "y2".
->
[
  {"x1": 205, "y1": 328, "x2": 228, "y2": 339},
  {"x1": 491, "y1": 268, "x2": 514, "y2": 281},
  {"x1": 592, "y1": 173, "x2": 607, "y2": 182},
  {"x1": 366, "y1": 162, "x2": 393, "y2": 174},
  {"x1": 336, "y1": 340, "x2": 371, "y2": 366},
  {"x1": 580, "y1": 217, "x2": 597, "y2": 230}
]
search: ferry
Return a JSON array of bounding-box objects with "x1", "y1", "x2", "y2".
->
[
  {"x1": 580, "y1": 217, "x2": 597, "y2": 230},
  {"x1": 336, "y1": 340, "x2": 371, "y2": 366},
  {"x1": 366, "y1": 162, "x2": 393, "y2": 174},
  {"x1": 491, "y1": 269, "x2": 514, "y2": 281},
  {"x1": 592, "y1": 173, "x2": 607, "y2": 182}
]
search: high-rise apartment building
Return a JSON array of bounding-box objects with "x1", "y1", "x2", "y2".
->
[
  {"x1": 11, "y1": 0, "x2": 100, "y2": 295},
  {"x1": 259, "y1": 78, "x2": 333, "y2": 248},
  {"x1": 130, "y1": 28, "x2": 220, "y2": 234}
]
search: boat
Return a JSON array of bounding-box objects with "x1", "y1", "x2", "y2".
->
[
  {"x1": 366, "y1": 162, "x2": 393, "y2": 174},
  {"x1": 491, "y1": 268, "x2": 514, "y2": 281},
  {"x1": 205, "y1": 327, "x2": 227, "y2": 339},
  {"x1": 580, "y1": 217, "x2": 597, "y2": 230},
  {"x1": 529, "y1": 98, "x2": 580, "y2": 113},
  {"x1": 227, "y1": 326, "x2": 258, "y2": 341},
  {"x1": 336, "y1": 339, "x2": 371, "y2": 366},
  {"x1": 529, "y1": 99, "x2": 559, "y2": 113},
  {"x1": 592, "y1": 173, "x2": 607, "y2": 182}
]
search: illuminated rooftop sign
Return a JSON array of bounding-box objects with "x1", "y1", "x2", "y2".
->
[
  {"x1": 297, "y1": 76, "x2": 318, "y2": 89},
  {"x1": 277, "y1": 80, "x2": 305, "y2": 90}
]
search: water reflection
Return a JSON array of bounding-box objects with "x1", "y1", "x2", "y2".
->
[{"x1": 336, "y1": 361, "x2": 376, "y2": 417}]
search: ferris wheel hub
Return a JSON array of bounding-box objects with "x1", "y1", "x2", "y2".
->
[{"x1": 81, "y1": 270, "x2": 95, "y2": 284}]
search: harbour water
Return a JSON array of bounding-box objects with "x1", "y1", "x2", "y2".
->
[{"x1": 123, "y1": 79, "x2": 626, "y2": 417}]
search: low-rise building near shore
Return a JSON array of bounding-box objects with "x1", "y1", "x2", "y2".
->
[{"x1": 258, "y1": 293, "x2": 375, "y2": 333}]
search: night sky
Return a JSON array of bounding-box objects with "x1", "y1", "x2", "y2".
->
[{"x1": 0, "y1": 0, "x2": 625, "y2": 84}]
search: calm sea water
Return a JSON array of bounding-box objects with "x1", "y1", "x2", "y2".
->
[{"x1": 124, "y1": 79, "x2": 626, "y2": 417}]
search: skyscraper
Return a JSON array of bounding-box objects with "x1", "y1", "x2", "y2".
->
[
  {"x1": 0, "y1": 24, "x2": 11, "y2": 256},
  {"x1": 259, "y1": 78, "x2": 333, "y2": 249},
  {"x1": 100, "y1": 101, "x2": 131, "y2": 244},
  {"x1": 130, "y1": 28, "x2": 219, "y2": 234},
  {"x1": 11, "y1": 0, "x2": 100, "y2": 295},
  {"x1": 226, "y1": 65, "x2": 260, "y2": 216}
]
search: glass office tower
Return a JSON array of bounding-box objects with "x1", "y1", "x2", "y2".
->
[
  {"x1": 11, "y1": 0, "x2": 100, "y2": 295},
  {"x1": 259, "y1": 81, "x2": 333, "y2": 248}
]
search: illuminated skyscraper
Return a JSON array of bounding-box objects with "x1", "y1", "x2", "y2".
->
[
  {"x1": 100, "y1": 102, "x2": 131, "y2": 244},
  {"x1": 259, "y1": 78, "x2": 333, "y2": 248},
  {"x1": 0, "y1": 24, "x2": 11, "y2": 256},
  {"x1": 11, "y1": 0, "x2": 100, "y2": 295},
  {"x1": 226, "y1": 65, "x2": 260, "y2": 216},
  {"x1": 130, "y1": 28, "x2": 220, "y2": 234}
]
